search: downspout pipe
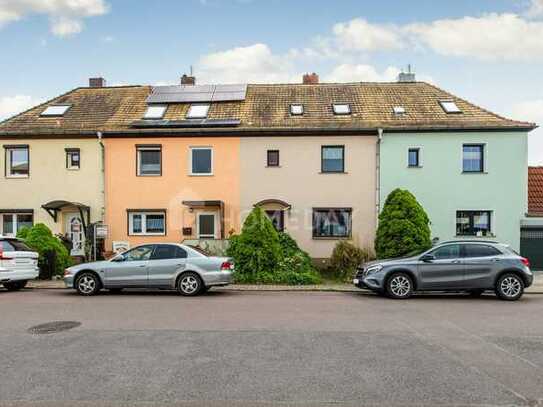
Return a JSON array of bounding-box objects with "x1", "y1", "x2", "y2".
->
[
  {"x1": 376, "y1": 128, "x2": 383, "y2": 227},
  {"x1": 97, "y1": 131, "x2": 105, "y2": 223}
]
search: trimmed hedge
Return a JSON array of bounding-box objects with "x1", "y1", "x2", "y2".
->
[{"x1": 329, "y1": 241, "x2": 374, "y2": 281}]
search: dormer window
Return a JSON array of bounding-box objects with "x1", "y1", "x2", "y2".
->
[
  {"x1": 40, "y1": 105, "x2": 71, "y2": 117},
  {"x1": 332, "y1": 104, "x2": 351, "y2": 115},
  {"x1": 143, "y1": 105, "x2": 167, "y2": 120},
  {"x1": 290, "y1": 104, "x2": 304, "y2": 116},
  {"x1": 393, "y1": 106, "x2": 406, "y2": 115},
  {"x1": 187, "y1": 104, "x2": 210, "y2": 119},
  {"x1": 439, "y1": 100, "x2": 462, "y2": 114}
]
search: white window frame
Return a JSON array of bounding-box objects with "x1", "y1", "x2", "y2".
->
[
  {"x1": 393, "y1": 106, "x2": 406, "y2": 115},
  {"x1": 439, "y1": 100, "x2": 462, "y2": 114},
  {"x1": 189, "y1": 147, "x2": 213, "y2": 176},
  {"x1": 66, "y1": 150, "x2": 80, "y2": 170},
  {"x1": 332, "y1": 104, "x2": 351, "y2": 115},
  {"x1": 290, "y1": 104, "x2": 304, "y2": 116},
  {"x1": 137, "y1": 146, "x2": 162, "y2": 176},
  {"x1": 5, "y1": 146, "x2": 29, "y2": 178},
  {"x1": 197, "y1": 212, "x2": 217, "y2": 239},
  {"x1": 187, "y1": 104, "x2": 210, "y2": 119},
  {"x1": 40, "y1": 105, "x2": 71, "y2": 116},
  {"x1": 128, "y1": 212, "x2": 166, "y2": 236},
  {"x1": 143, "y1": 105, "x2": 167, "y2": 120},
  {"x1": 0, "y1": 213, "x2": 33, "y2": 237}
]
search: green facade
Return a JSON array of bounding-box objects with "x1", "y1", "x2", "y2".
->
[{"x1": 379, "y1": 131, "x2": 528, "y2": 251}]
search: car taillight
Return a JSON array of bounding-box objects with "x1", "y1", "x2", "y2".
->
[
  {"x1": 0, "y1": 250, "x2": 12, "y2": 260},
  {"x1": 221, "y1": 261, "x2": 233, "y2": 271},
  {"x1": 521, "y1": 257, "x2": 530, "y2": 267}
]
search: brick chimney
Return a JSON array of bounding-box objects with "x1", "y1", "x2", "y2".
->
[
  {"x1": 303, "y1": 72, "x2": 319, "y2": 85},
  {"x1": 89, "y1": 77, "x2": 106, "y2": 88},
  {"x1": 181, "y1": 74, "x2": 196, "y2": 85}
]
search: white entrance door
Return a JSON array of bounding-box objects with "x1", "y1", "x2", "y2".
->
[
  {"x1": 197, "y1": 213, "x2": 217, "y2": 239},
  {"x1": 65, "y1": 213, "x2": 85, "y2": 256}
]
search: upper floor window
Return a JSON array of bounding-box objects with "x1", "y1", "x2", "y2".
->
[
  {"x1": 41, "y1": 105, "x2": 71, "y2": 117},
  {"x1": 463, "y1": 144, "x2": 484, "y2": 173},
  {"x1": 4, "y1": 145, "x2": 29, "y2": 178},
  {"x1": 143, "y1": 105, "x2": 167, "y2": 120},
  {"x1": 321, "y1": 145, "x2": 344, "y2": 173},
  {"x1": 313, "y1": 208, "x2": 352, "y2": 238},
  {"x1": 456, "y1": 210, "x2": 492, "y2": 237},
  {"x1": 267, "y1": 150, "x2": 280, "y2": 167},
  {"x1": 332, "y1": 104, "x2": 351, "y2": 115},
  {"x1": 439, "y1": 100, "x2": 462, "y2": 114},
  {"x1": 65, "y1": 148, "x2": 80, "y2": 170},
  {"x1": 187, "y1": 104, "x2": 210, "y2": 119},
  {"x1": 190, "y1": 147, "x2": 213, "y2": 175},
  {"x1": 136, "y1": 145, "x2": 161, "y2": 176},
  {"x1": 408, "y1": 148, "x2": 420, "y2": 167},
  {"x1": 290, "y1": 104, "x2": 304, "y2": 116},
  {"x1": 128, "y1": 211, "x2": 166, "y2": 236}
]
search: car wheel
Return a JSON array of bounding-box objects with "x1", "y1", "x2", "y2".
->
[
  {"x1": 75, "y1": 272, "x2": 101, "y2": 296},
  {"x1": 495, "y1": 273, "x2": 524, "y2": 301},
  {"x1": 468, "y1": 289, "x2": 485, "y2": 297},
  {"x1": 177, "y1": 272, "x2": 203, "y2": 296},
  {"x1": 3, "y1": 280, "x2": 27, "y2": 291},
  {"x1": 386, "y1": 272, "x2": 414, "y2": 299}
]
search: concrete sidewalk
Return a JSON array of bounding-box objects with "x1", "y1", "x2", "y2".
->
[{"x1": 26, "y1": 273, "x2": 543, "y2": 293}]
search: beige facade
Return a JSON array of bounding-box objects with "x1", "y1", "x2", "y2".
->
[
  {"x1": 240, "y1": 135, "x2": 377, "y2": 259},
  {"x1": 0, "y1": 138, "x2": 103, "y2": 255}
]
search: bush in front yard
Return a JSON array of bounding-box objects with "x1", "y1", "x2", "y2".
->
[
  {"x1": 329, "y1": 241, "x2": 375, "y2": 281},
  {"x1": 375, "y1": 188, "x2": 432, "y2": 259},
  {"x1": 226, "y1": 208, "x2": 321, "y2": 285},
  {"x1": 17, "y1": 223, "x2": 72, "y2": 277}
]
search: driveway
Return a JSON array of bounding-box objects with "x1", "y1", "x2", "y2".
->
[{"x1": 1, "y1": 289, "x2": 542, "y2": 407}]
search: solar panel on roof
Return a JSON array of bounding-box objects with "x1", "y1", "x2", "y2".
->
[{"x1": 146, "y1": 84, "x2": 247, "y2": 104}]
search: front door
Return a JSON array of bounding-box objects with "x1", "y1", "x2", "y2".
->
[
  {"x1": 418, "y1": 244, "x2": 465, "y2": 289},
  {"x1": 147, "y1": 244, "x2": 188, "y2": 288},
  {"x1": 104, "y1": 245, "x2": 153, "y2": 288},
  {"x1": 198, "y1": 213, "x2": 217, "y2": 239},
  {"x1": 65, "y1": 212, "x2": 85, "y2": 256}
]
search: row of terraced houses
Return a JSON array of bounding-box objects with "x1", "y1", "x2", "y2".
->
[{"x1": 0, "y1": 72, "x2": 540, "y2": 265}]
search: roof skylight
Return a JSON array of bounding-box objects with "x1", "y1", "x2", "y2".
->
[
  {"x1": 187, "y1": 104, "x2": 210, "y2": 119},
  {"x1": 332, "y1": 104, "x2": 351, "y2": 115},
  {"x1": 290, "y1": 104, "x2": 304, "y2": 116},
  {"x1": 440, "y1": 101, "x2": 462, "y2": 114},
  {"x1": 143, "y1": 105, "x2": 167, "y2": 120},
  {"x1": 40, "y1": 105, "x2": 71, "y2": 117},
  {"x1": 393, "y1": 106, "x2": 406, "y2": 115}
]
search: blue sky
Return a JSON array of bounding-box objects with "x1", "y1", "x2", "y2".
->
[{"x1": 0, "y1": 0, "x2": 542, "y2": 163}]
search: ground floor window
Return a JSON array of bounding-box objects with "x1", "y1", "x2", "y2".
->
[
  {"x1": 265, "y1": 210, "x2": 284, "y2": 232},
  {"x1": 128, "y1": 211, "x2": 166, "y2": 235},
  {"x1": 456, "y1": 210, "x2": 492, "y2": 237},
  {"x1": 312, "y1": 208, "x2": 352, "y2": 238},
  {"x1": 0, "y1": 212, "x2": 33, "y2": 236}
]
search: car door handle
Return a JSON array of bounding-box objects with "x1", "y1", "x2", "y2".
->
[
  {"x1": 452, "y1": 260, "x2": 462, "y2": 264},
  {"x1": 491, "y1": 258, "x2": 501, "y2": 262},
  {"x1": 138, "y1": 264, "x2": 146, "y2": 267}
]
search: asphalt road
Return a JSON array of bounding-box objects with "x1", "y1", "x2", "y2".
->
[{"x1": 1, "y1": 288, "x2": 542, "y2": 407}]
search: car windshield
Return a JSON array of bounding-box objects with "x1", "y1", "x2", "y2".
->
[{"x1": 187, "y1": 245, "x2": 210, "y2": 257}]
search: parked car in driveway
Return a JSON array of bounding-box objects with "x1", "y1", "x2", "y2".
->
[
  {"x1": 0, "y1": 236, "x2": 39, "y2": 291},
  {"x1": 353, "y1": 240, "x2": 533, "y2": 301},
  {"x1": 64, "y1": 243, "x2": 234, "y2": 296}
]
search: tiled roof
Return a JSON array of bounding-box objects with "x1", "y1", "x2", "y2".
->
[
  {"x1": 0, "y1": 82, "x2": 536, "y2": 137},
  {"x1": 528, "y1": 167, "x2": 543, "y2": 216}
]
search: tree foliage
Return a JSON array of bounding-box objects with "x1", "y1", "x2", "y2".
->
[
  {"x1": 330, "y1": 241, "x2": 374, "y2": 281},
  {"x1": 375, "y1": 189, "x2": 432, "y2": 259}
]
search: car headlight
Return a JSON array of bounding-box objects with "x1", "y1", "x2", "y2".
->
[{"x1": 366, "y1": 264, "x2": 383, "y2": 275}]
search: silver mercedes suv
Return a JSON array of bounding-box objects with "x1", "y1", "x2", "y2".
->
[{"x1": 354, "y1": 240, "x2": 533, "y2": 300}]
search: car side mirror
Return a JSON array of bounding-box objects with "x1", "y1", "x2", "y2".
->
[{"x1": 420, "y1": 254, "x2": 435, "y2": 263}]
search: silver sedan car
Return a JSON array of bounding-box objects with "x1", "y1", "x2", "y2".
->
[{"x1": 64, "y1": 243, "x2": 234, "y2": 296}]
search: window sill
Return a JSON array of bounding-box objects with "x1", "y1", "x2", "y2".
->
[
  {"x1": 319, "y1": 171, "x2": 348, "y2": 175},
  {"x1": 462, "y1": 171, "x2": 488, "y2": 174},
  {"x1": 5, "y1": 175, "x2": 29, "y2": 179},
  {"x1": 67, "y1": 168, "x2": 80, "y2": 171},
  {"x1": 128, "y1": 233, "x2": 166, "y2": 236},
  {"x1": 407, "y1": 166, "x2": 423, "y2": 169},
  {"x1": 137, "y1": 174, "x2": 162, "y2": 177},
  {"x1": 455, "y1": 234, "x2": 495, "y2": 238},
  {"x1": 266, "y1": 165, "x2": 281, "y2": 168},
  {"x1": 312, "y1": 236, "x2": 351, "y2": 240},
  {"x1": 189, "y1": 173, "x2": 214, "y2": 177}
]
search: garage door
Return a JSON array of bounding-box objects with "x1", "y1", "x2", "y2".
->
[{"x1": 520, "y1": 227, "x2": 543, "y2": 270}]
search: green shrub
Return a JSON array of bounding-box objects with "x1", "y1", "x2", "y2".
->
[
  {"x1": 17, "y1": 223, "x2": 72, "y2": 277},
  {"x1": 375, "y1": 188, "x2": 432, "y2": 259},
  {"x1": 226, "y1": 208, "x2": 320, "y2": 285},
  {"x1": 329, "y1": 241, "x2": 374, "y2": 281}
]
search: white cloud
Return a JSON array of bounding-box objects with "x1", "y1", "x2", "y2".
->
[
  {"x1": 527, "y1": 0, "x2": 543, "y2": 17},
  {"x1": 326, "y1": 64, "x2": 401, "y2": 82},
  {"x1": 0, "y1": 95, "x2": 43, "y2": 121},
  {"x1": 406, "y1": 13, "x2": 543, "y2": 61},
  {"x1": 197, "y1": 43, "x2": 299, "y2": 84},
  {"x1": 332, "y1": 18, "x2": 403, "y2": 52},
  {"x1": 510, "y1": 100, "x2": 543, "y2": 165},
  {"x1": 0, "y1": 0, "x2": 109, "y2": 37}
]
